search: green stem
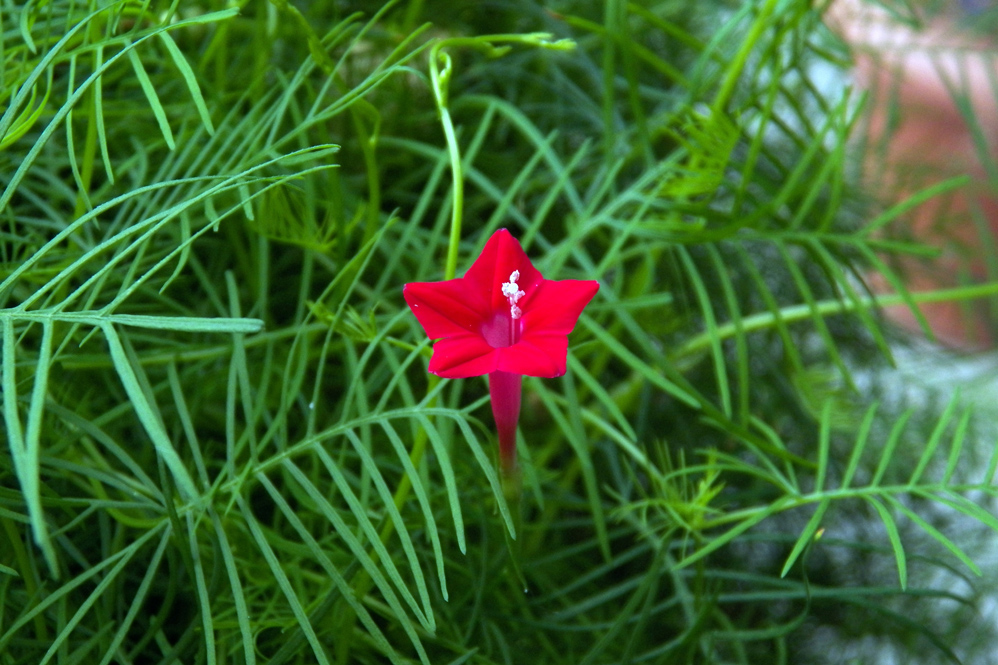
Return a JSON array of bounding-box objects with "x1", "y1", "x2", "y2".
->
[
  {"x1": 436, "y1": 86, "x2": 464, "y2": 281},
  {"x1": 676, "y1": 281, "x2": 998, "y2": 361},
  {"x1": 73, "y1": 23, "x2": 102, "y2": 221},
  {"x1": 348, "y1": 101, "x2": 382, "y2": 244},
  {"x1": 337, "y1": 376, "x2": 437, "y2": 664},
  {"x1": 2, "y1": 517, "x2": 48, "y2": 640},
  {"x1": 710, "y1": 0, "x2": 778, "y2": 116},
  {"x1": 428, "y1": 33, "x2": 575, "y2": 279},
  {"x1": 341, "y1": 32, "x2": 578, "y2": 661}
]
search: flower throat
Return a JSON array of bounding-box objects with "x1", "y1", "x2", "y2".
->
[{"x1": 482, "y1": 270, "x2": 525, "y2": 348}]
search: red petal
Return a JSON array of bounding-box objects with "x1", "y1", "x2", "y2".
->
[
  {"x1": 404, "y1": 280, "x2": 487, "y2": 340},
  {"x1": 497, "y1": 333, "x2": 569, "y2": 378},
  {"x1": 520, "y1": 279, "x2": 599, "y2": 335},
  {"x1": 463, "y1": 229, "x2": 543, "y2": 314},
  {"x1": 427, "y1": 334, "x2": 499, "y2": 378}
]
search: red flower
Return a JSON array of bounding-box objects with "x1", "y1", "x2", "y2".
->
[
  {"x1": 404, "y1": 229, "x2": 599, "y2": 477},
  {"x1": 403, "y1": 229, "x2": 599, "y2": 379}
]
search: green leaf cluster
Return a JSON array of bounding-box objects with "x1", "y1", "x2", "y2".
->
[{"x1": 3, "y1": 1, "x2": 998, "y2": 664}]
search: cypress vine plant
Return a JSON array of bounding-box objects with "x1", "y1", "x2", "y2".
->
[{"x1": 2, "y1": 0, "x2": 998, "y2": 663}]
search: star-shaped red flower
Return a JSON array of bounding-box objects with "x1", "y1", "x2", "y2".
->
[{"x1": 404, "y1": 229, "x2": 599, "y2": 379}]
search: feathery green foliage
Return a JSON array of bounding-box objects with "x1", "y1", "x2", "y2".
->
[{"x1": 3, "y1": 0, "x2": 998, "y2": 663}]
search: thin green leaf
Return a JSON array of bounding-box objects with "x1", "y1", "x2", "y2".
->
[
  {"x1": 676, "y1": 503, "x2": 782, "y2": 569},
  {"x1": 871, "y1": 409, "x2": 913, "y2": 487},
  {"x1": 238, "y1": 495, "x2": 331, "y2": 665},
  {"x1": 841, "y1": 402, "x2": 879, "y2": 490},
  {"x1": 22, "y1": 320, "x2": 56, "y2": 574},
  {"x1": 815, "y1": 399, "x2": 832, "y2": 492},
  {"x1": 886, "y1": 495, "x2": 981, "y2": 577},
  {"x1": 96, "y1": 528, "x2": 172, "y2": 665},
  {"x1": 210, "y1": 510, "x2": 256, "y2": 665},
  {"x1": 419, "y1": 414, "x2": 469, "y2": 550},
  {"x1": 941, "y1": 407, "x2": 972, "y2": 484},
  {"x1": 102, "y1": 323, "x2": 198, "y2": 500},
  {"x1": 158, "y1": 32, "x2": 215, "y2": 135},
  {"x1": 580, "y1": 315, "x2": 700, "y2": 408},
  {"x1": 677, "y1": 245, "x2": 730, "y2": 416},
  {"x1": 780, "y1": 499, "x2": 829, "y2": 578},
  {"x1": 343, "y1": 429, "x2": 434, "y2": 621},
  {"x1": 37, "y1": 528, "x2": 169, "y2": 665},
  {"x1": 867, "y1": 496, "x2": 907, "y2": 590},
  {"x1": 281, "y1": 459, "x2": 430, "y2": 632},
  {"x1": 126, "y1": 46, "x2": 175, "y2": 150},
  {"x1": 185, "y1": 513, "x2": 216, "y2": 665},
  {"x1": 257, "y1": 472, "x2": 422, "y2": 665},
  {"x1": 909, "y1": 392, "x2": 960, "y2": 487},
  {"x1": 380, "y1": 420, "x2": 449, "y2": 599}
]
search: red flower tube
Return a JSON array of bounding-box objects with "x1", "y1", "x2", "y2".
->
[{"x1": 403, "y1": 229, "x2": 599, "y2": 476}]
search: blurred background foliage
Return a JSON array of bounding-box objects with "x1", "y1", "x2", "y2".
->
[{"x1": 3, "y1": 0, "x2": 998, "y2": 663}]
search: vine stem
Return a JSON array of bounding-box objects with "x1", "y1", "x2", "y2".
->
[
  {"x1": 430, "y1": 48, "x2": 464, "y2": 281},
  {"x1": 428, "y1": 33, "x2": 575, "y2": 280},
  {"x1": 710, "y1": 0, "x2": 778, "y2": 116},
  {"x1": 339, "y1": 35, "x2": 577, "y2": 663},
  {"x1": 677, "y1": 281, "x2": 998, "y2": 361},
  {"x1": 386, "y1": 32, "x2": 575, "y2": 516}
]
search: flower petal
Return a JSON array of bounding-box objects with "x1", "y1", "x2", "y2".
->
[
  {"x1": 497, "y1": 333, "x2": 569, "y2": 378},
  {"x1": 463, "y1": 229, "x2": 543, "y2": 314},
  {"x1": 427, "y1": 334, "x2": 499, "y2": 378},
  {"x1": 404, "y1": 279, "x2": 487, "y2": 340},
  {"x1": 520, "y1": 279, "x2": 599, "y2": 335}
]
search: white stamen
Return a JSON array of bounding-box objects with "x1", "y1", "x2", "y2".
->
[{"x1": 501, "y1": 270, "x2": 525, "y2": 320}]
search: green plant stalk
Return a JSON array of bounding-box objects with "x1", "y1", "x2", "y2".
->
[
  {"x1": 428, "y1": 33, "x2": 575, "y2": 280},
  {"x1": 690, "y1": 481, "x2": 990, "y2": 544},
  {"x1": 601, "y1": 1, "x2": 620, "y2": 164},
  {"x1": 356, "y1": 33, "x2": 577, "y2": 541},
  {"x1": 72, "y1": 66, "x2": 100, "y2": 221},
  {"x1": 337, "y1": 376, "x2": 437, "y2": 665},
  {"x1": 677, "y1": 280, "x2": 998, "y2": 361},
  {"x1": 430, "y1": 49, "x2": 465, "y2": 282},
  {"x1": 710, "y1": 0, "x2": 778, "y2": 116},
  {"x1": 1, "y1": 517, "x2": 48, "y2": 641},
  {"x1": 347, "y1": 101, "x2": 382, "y2": 244},
  {"x1": 340, "y1": 36, "x2": 575, "y2": 660},
  {"x1": 401, "y1": 0, "x2": 426, "y2": 34},
  {"x1": 560, "y1": 13, "x2": 688, "y2": 87}
]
